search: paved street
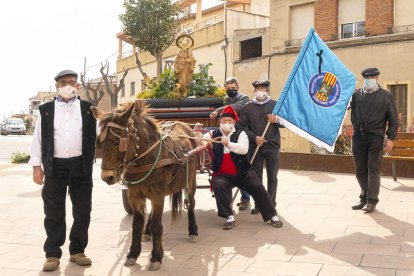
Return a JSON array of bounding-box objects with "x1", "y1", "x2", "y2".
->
[
  {"x1": 0, "y1": 135, "x2": 32, "y2": 162},
  {"x1": 0, "y1": 159, "x2": 414, "y2": 275}
]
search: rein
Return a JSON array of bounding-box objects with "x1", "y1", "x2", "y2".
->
[{"x1": 122, "y1": 131, "x2": 165, "y2": 185}]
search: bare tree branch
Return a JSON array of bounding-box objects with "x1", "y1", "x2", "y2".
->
[{"x1": 100, "y1": 62, "x2": 129, "y2": 109}]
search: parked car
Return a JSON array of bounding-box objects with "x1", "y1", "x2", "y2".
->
[{"x1": 1, "y1": 118, "x2": 26, "y2": 135}]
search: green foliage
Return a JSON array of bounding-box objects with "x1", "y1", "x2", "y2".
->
[
  {"x1": 120, "y1": 0, "x2": 181, "y2": 74},
  {"x1": 11, "y1": 152, "x2": 30, "y2": 163},
  {"x1": 334, "y1": 132, "x2": 352, "y2": 155},
  {"x1": 187, "y1": 64, "x2": 219, "y2": 98},
  {"x1": 137, "y1": 64, "x2": 221, "y2": 100},
  {"x1": 137, "y1": 69, "x2": 180, "y2": 99}
]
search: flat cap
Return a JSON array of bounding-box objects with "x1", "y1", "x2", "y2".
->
[
  {"x1": 54, "y1": 70, "x2": 78, "y2": 81},
  {"x1": 252, "y1": 80, "x2": 270, "y2": 87},
  {"x1": 361, "y1": 67, "x2": 380, "y2": 77}
]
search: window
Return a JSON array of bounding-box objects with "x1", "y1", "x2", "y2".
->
[
  {"x1": 341, "y1": 21, "x2": 365, "y2": 39},
  {"x1": 390, "y1": 84, "x2": 408, "y2": 132},
  {"x1": 339, "y1": 0, "x2": 365, "y2": 39},
  {"x1": 121, "y1": 84, "x2": 125, "y2": 98},
  {"x1": 290, "y1": 3, "x2": 314, "y2": 40},
  {"x1": 240, "y1": 37, "x2": 262, "y2": 61},
  {"x1": 130, "y1": 82, "x2": 135, "y2": 96}
]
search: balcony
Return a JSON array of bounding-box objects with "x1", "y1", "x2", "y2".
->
[{"x1": 388, "y1": 24, "x2": 414, "y2": 34}]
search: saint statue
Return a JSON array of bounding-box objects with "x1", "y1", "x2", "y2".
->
[{"x1": 174, "y1": 35, "x2": 196, "y2": 97}]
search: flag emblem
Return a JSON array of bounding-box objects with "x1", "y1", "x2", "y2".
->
[{"x1": 308, "y1": 71, "x2": 341, "y2": 107}]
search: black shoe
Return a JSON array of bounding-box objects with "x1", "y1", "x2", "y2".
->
[
  {"x1": 351, "y1": 202, "x2": 366, "y2": 210},
  {"x1": 363, "y1": 203, "x2": 376, "y2": 213},
  {"x1": 251, "y1": 207, "x2": 260, "y2": 214},
  {"x1": 238, "y1": 199, "x2": 250, "y2": 210}
]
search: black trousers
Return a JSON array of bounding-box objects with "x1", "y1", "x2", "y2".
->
[
  {"x1": 212, "y1": 168, "x2": 276, "y2": 221},
  {"x1": 250, "y1": 146, "x2": 280, "y2": 207},
  {"x1": 352, "y1": 133, "x2": 383, "y2": 205},
  {"x1": 42, "y1": 157, "x2": 93, "y2": 258}
]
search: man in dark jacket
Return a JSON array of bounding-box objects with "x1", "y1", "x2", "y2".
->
[
  {"x1": 350, "y1": 67, "x2": 398, "y2": 213},
  {"x1": 29, "y1": 70, "x2": 97, "y2": 271},
  {"x1": 197, "y1": 105, "x2": 282, "y2": 230},
  {"x1": 239, "y1": 80, "x2": 283, "y2": 216}
]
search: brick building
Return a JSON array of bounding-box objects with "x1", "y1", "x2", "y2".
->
[{"x1": 232, "y1": 0, "x2": 414, "y2": 151}]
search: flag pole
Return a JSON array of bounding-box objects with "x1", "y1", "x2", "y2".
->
[{"x1": 249, "y1": 121, "x2": 271, "y2": 164}]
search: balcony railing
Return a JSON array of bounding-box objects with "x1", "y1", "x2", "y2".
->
[{"x1": 388, "y1": 24, "x2": 414, "y2": 34}]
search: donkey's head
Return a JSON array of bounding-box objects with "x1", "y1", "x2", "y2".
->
[{"x1": 91, "y1": 103, "x2": 135, "y2": 184}]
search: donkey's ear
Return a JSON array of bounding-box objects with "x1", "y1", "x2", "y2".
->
[
  {"x1": 119, "y1": 102, "x2": 135, "y2": 124},
  {"x1": 91, "y1": 106, "x2": 102, "y2": 119}
]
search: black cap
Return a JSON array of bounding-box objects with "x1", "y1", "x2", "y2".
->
[
  {"x1": 54, "y1": 70, "x2": 78, "y2": 81},
  {"x1": 252, "y1": 80, "x2": 270, "y2": 87},
  {"x1": 361, "y1": 67, "x2": 380, "y2": 77}
]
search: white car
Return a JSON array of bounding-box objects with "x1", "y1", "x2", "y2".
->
[{"x1": 1, "y1": 118, "x2": 26, "y2": 135}]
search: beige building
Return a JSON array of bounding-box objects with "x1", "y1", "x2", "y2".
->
[{"x1": 115, "y1": 0, "x2": 270, "y2": 105}]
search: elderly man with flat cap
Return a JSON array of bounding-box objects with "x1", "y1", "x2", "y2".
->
[
  {"x1": 350, "y1": 67, "x2": 398, "y2": 213},
  {"x1": 29, "y1": 70, "x2": 97, "y2": 271},
  {"x1": 238, "y1": 80, "x2": 283, "y2": 225}
]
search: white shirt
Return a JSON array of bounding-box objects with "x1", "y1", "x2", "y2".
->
[
  {"x1": 202, "y1": 128, "x2": 249, "y2": 155},
  {"x1": 29, "y1": 99, "x2": 83, "y2": 166}
]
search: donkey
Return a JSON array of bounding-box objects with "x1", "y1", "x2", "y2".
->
[{"x1": 91, "y1": 100, "x2": 199, "y2": 271}]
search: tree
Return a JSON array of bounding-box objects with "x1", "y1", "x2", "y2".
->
[
  {"x1": 100, "y1": 62, "x2": 129, "y2": 110},
  {"x1": 80, "y1": 73, "x2": 105, "y2": 107},
  {"x1": 120, "y1": 0, "x2": 181, "y2": 77}
]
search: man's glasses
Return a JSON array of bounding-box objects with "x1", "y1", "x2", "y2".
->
[{"x1": 58, "y1": 80, "x2": 77, "y2": 86}]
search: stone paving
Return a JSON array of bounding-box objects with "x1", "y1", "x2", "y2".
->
[{"x1": 1, "y1": 160, "x2": 414, "y2": 275}]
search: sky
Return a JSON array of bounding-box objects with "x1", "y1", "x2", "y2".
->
[
  {"x1": 0, "y1": 0, "x2": 222, "y2": 121},
  {"x1": 0, "y1": 0, "x2": 125, "y2": 120}
]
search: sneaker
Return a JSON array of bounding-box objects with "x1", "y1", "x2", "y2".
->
[
  {"x1": 70, "y1": 253, "x2": 92, "y2": 266},
  {"x1": 43, "y1": 257, "x2": 60, "y2": 271},
  {"x1": 251, "y1": 207, "x2": 260, "y2": 214},
  {"x1": 271, "y1": 219, "x2": 283, "y2": 228},
  {"x1": 222, "y1": 220, "x2": 236, "y2": 230},
  {"x1": 238, "y1": 199, "x2": 250, "y2": 210}
]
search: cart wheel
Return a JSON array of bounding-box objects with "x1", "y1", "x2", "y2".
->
[{"x1": 122, "y1": 187, "x2": 133, "y2": 214}]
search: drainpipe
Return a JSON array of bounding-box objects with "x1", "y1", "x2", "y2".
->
[
  {"x1": 223, "y1": 0, "x2": 228, "y2": 82},
  {"x1": 267, "y1": 52, "x2": 279, "y2": 88}
]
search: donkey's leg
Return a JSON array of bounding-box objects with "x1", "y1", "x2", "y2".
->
[
  {"x1": 188, "y1": 175, "x2": 199, "y2": 243},
  {"x1": 125, "y1": 198, "x2": 145, "y2": 266},
  {"x1": 148, "y1": 198, "x2": 164, "y2": 271},
  {"x1": 143, "y1": 212, "x2": 152, "y2": 241}
]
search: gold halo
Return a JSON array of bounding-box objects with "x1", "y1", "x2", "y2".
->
[{"x1": 176, "y1": 34, "x2": 194, "y2": 49}]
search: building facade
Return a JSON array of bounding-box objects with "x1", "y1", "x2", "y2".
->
[{"x1": 115, "y1": 0, "x2": 414, "y2": 152}]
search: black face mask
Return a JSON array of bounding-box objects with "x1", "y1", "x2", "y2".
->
[{"x1": 226, "y1": 89, "x2": 238, "y2": 98}]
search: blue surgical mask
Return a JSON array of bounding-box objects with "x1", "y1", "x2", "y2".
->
[{"x1": 364, "y1": 79, "x2": 377, "y2": 91}]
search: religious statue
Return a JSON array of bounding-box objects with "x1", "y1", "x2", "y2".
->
[{"x1": 174, "y1": 34, "x2": 196, "y2": 97}]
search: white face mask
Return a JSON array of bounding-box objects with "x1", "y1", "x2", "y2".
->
[
  {"x1": 255, "y1": 91, "x2": 268, "y2": 101},
  {"x1": 364, "y1": 79, "x2": 377, "y2": 91},
  {"x1": 220, "y1": 123, "x2": 235, "y2": 133},
  {"x1": 58, "y1": 84, "x2": 77, "y2": 99}
]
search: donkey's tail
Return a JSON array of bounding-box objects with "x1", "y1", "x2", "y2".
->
[{"x1": 170, "y1": 190, "x2": 183, "y2": 227}]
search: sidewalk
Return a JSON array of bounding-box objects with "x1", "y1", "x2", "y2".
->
[{"x1": 1, "y1": 161, "x2": 414, "y2": 275}]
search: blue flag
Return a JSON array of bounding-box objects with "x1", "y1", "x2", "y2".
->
[{"x1": 273, "y1": 28, "x2": 356, "y2": 152}]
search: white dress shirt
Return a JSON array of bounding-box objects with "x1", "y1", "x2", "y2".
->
[
  {"x1": 29, "y1": 99, "x2": 83, "y2": 166},
  {"x1": 202, "y1": 128, "x2": 249, "y2": 155}
]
